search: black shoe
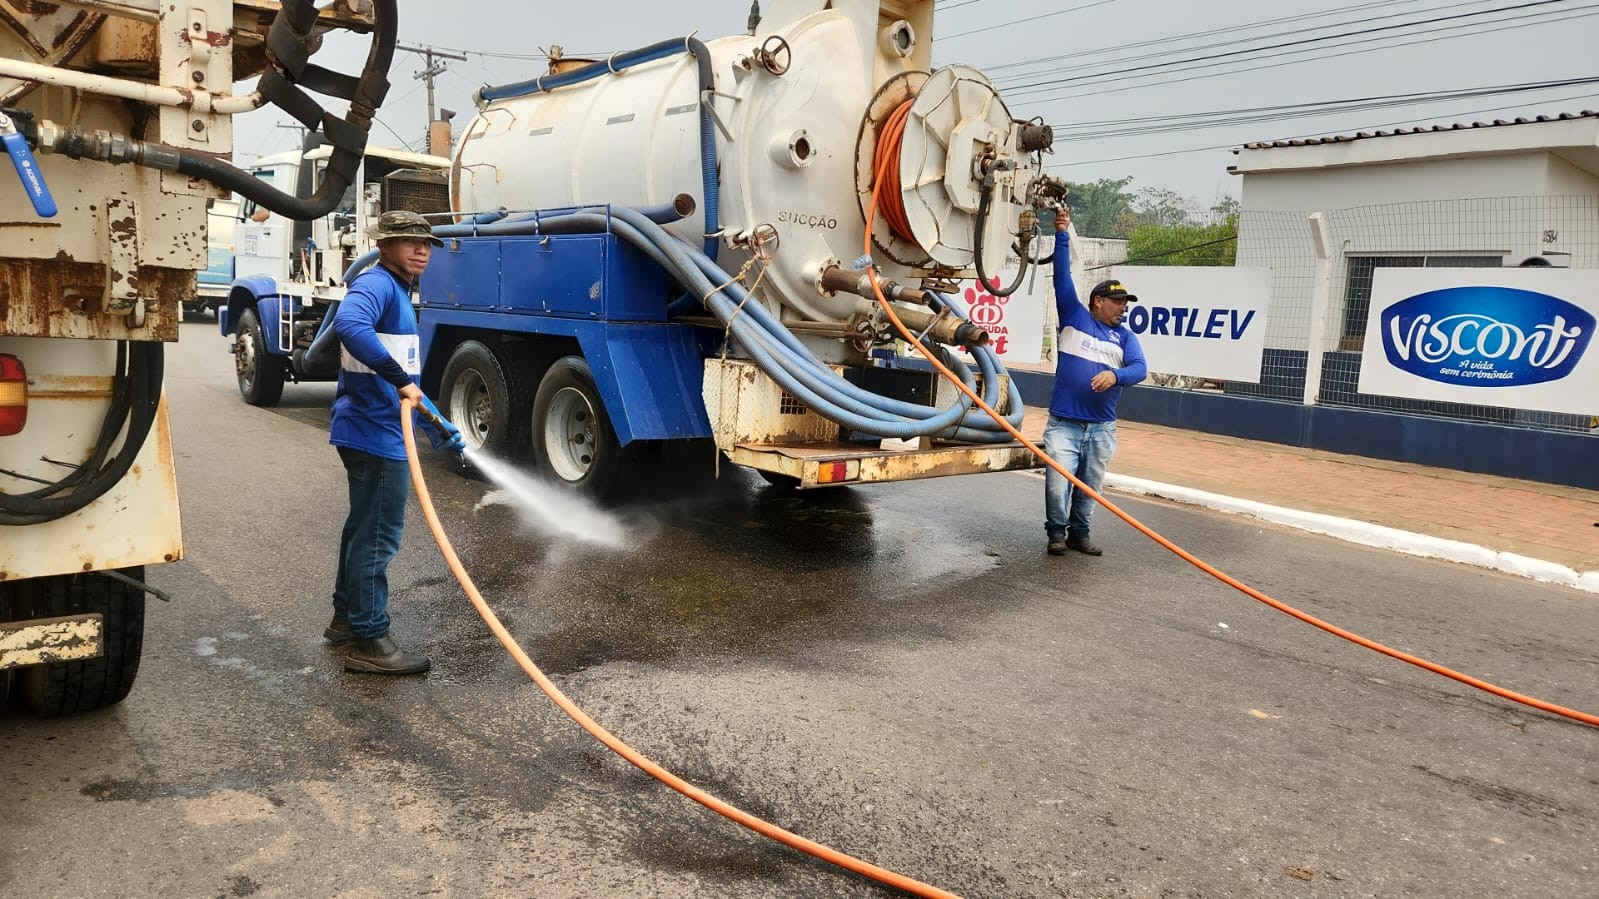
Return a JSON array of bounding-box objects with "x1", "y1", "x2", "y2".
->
[
  {"x1": 1047, "y1": 534, "x2": 1069, "y2": 556},
  {"x1": 344, "y1": 633, "x2": 430, "y2": 675},
  {"x1": 1066, "y1": 534, "x2": 1104, "y2": 556},
  {"x1": 323, "y1": 614, "x2": 352, "y2": 644}
]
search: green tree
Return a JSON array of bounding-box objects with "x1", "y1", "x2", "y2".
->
[
  {"x1": 1210, "y1": 195, "x2": 1241, "y2": 219},
  {"x1": 1132, "y1": 187, "x2": 1200, "y2": 228},
  {"x1": 1064, "y1": 176, "x2": 1134, "y2": 238},
  {"x1": 1125, "y1": 219, "x2": 1238, "y2": 267}
]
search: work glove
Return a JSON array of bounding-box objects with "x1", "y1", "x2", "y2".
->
[{"x1": 416, "y1": 395, "x2": 466, "y2": 455}]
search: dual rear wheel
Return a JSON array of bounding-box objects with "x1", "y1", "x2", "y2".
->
[{"x1": 438, "y1": 344, "x2": 626, "y2": 497}]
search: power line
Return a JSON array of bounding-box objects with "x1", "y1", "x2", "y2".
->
[
  {"x1": 1009, "y1": 4, "x2": 1599, "y2": 105},
  {"x1": 1003, "y1": 0, "x2": 1571, "y2": 95},
  {"x1": 979, "y1": 0, "x2": 1434, "y2": 72},
  {"x1": 989, "y1": 0, "x2": 1511, "y2": 85},
  {"x1": 1049, "y1": 90, "x2": 1599, "y2": 166},
  {"x1": 942, "y1": 0, "x2": 1120, "y2": 40},
  {"x1": 1052, "y1": 76, "x2": 1599, "y2": 140}
]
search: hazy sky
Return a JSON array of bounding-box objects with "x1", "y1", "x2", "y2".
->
[{"x1": 235, "y1": 0, "x2": 1599, "y2": 207}]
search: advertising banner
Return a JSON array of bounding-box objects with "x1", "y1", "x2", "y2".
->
[
  {"x1": 1112, "y1": 266, "x2": 1273, "y2": 382},
  {"x1": 1359, "y1": 269, "x2": 1598, "y2": 415},
  {"x1": 953, "y1": 264, "x2": 1049, "y2": 366}
]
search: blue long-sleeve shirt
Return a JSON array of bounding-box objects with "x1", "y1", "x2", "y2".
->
[
  {"x1": 329, "y1": 263, "x2": 421, "y2": 460},
  {"x1": 1049, "y1": 236, "x2": 1147, "y2": 422}
]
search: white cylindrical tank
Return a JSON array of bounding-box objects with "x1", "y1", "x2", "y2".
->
[{"x1": 453, "y1": 0, "x2": 1039, "y2": 327}]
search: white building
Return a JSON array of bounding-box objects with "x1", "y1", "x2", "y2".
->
[{"x1": 1223, "y1": 111, "x2": 1598, "y2": 420}]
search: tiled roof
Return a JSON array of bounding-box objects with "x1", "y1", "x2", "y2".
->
[{"x1": 1238, "y1": 110, "x2": 1599, "y2": 150}]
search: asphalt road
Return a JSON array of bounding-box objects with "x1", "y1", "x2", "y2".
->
[{"x1": 3, "y1": 320, "x2": 1596, "y2": 898}]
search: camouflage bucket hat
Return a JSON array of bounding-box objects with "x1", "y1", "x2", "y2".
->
[{"x1": 366, "y1": 209, "x2": 443, "y2": 246}]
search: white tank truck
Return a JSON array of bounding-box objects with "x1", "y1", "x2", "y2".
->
[
  {"x1": 417, "y1": 0, "x2": 1066, "y2": 494},
  {"x1": 0, "y1": 0, "x2": 402, "y2": 715}
]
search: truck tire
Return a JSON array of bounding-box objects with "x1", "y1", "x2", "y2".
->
[
  {"x1": 3, "y1": 569, "x2": 146, "y2": 717},
  {"x1": 440, "y1": 340, "x2": 532, "y2": 458},
  {"x1": 531, "y1": 356, "x2": 627, "y2": 498},
  {"x1": 235, "y1": 308, "x2": 287, "y2": 406}
]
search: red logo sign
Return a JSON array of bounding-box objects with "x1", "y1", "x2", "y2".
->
[{"x1": 965, "y1": 279, "x2": 1009, "y2": 354}]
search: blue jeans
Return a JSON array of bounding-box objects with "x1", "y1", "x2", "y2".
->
[
  {"x1": 1043, "y1": 416, "x2": 1117, "y2": 537},
  {"x1": 332, "y1": 447, "x2": 409, "y2": 639}
]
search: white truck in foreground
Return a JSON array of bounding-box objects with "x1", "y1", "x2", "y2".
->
[{"x1": 0, "y1": 0, "x2": 400, "y2": 714}]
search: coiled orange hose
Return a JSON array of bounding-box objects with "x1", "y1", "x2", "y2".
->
[
  {"x1": 873, "y1": 99, "x2": 918, "y2": 244},
  {"x1": 864, "y1": 110, "x2": 1599, "y2": 730}
]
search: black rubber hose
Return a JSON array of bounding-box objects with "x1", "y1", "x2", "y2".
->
[
  {"x1": 172, "y1": 0, "x2": 398, "y2": 220},
  {"x1": 973, "y1": 186, "x2": 1029, "y2": 297},
  {"x1": 0, "y1": 343, "x2": 163, "y2": 525}
]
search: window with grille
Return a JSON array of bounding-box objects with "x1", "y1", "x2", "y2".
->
[
  {"x1": 1340, "y1": 254, "x2": 1502, "y2": 350},
  {"x1": 778, "y1": 390, "x2": 806, "y2": 415}
]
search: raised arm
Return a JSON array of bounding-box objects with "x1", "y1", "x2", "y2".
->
[{"x1": 1052, "y1": 209, "x2": 1082, "y2": 322}]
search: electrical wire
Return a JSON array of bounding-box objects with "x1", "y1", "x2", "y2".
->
[
  {"x1": 979, "y1": 0, "x2": 1451, "y2": 72},
  {"x1": 1010, "y1": 4, "x2": 1599, "y2": 104},
  {"x1": 988, "y1": 0, "x2": 1554, "y2": 86},
  {"x1": 1050, "y1": 88, "x2": 1599, "y2": 165},
  {"x1": 941, "y1": 0, "x2": 1120, "y2": 40},
  {"x1": 1006, "y1": 0, "x2": 1586, "y2": 99},
  {"x1": 1051, "y1": 77, "x2": 1599, "y2": 140}
]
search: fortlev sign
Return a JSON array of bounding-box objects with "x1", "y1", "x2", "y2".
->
[
  {"x1": 1113, "y1": 266, "x2": 1273, "y2": 383},
  {"x1": 1360, "y1": 269, "x2": 1599, "y2": 415}
]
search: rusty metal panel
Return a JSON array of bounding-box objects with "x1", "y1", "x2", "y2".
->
[
  {"x1": 728, "y1": 439, "x2": 1042, "y2": 488},
  {"x1": 0, "y1": 614, "x2": 105, "y2": 669},
  {"x1": 0, "y1": 258, "x2": 183, "y2": 340},
  {"x1": 0, "y1": 338, "x2": 183, "y2": 581},
  {"x1": 703, "y1": 357, "x2": 842, "y2": 450}
]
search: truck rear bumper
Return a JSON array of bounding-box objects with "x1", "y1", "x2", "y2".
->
[
  {"x1": 728, "y1": 440, "x2": 1042, "y2": 488},
  {"x1": 0, "y1": 614, "x2": 104, "y2": 670}
]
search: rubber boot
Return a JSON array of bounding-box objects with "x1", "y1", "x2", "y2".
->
[
  {"x1": 1066, "y1": 533, "x2": 1104, "y2": 556},
  {"x1": 323, "y1": 614, "x2": 353, "y2": 644},
  {"x1": 344, "y1": 633, "x2": 430, "y2": 675}
]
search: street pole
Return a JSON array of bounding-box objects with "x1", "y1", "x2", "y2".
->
[{"x1": 397, "y1": 43, "x2": 468, "y2": 127}]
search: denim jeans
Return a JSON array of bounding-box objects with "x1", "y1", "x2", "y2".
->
[
  {"x1": 332, "y1": 447, "x2": 409, "y2": 639},
  {"x1": 1042, "y1": 416, "x2": 1118, "y2": 537}
]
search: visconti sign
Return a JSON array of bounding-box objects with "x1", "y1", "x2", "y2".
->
[{"x1": 1360, "y1": 269, "x2": 1599, "y2": 415}]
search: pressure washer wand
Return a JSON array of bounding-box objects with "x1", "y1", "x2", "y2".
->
[{"x1": 414, "y1": 393, "x2": 467, "y2": 463}]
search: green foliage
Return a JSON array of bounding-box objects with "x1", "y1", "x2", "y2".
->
[
  {"x1": 1125, "y1": 218, "x2": 1238, "y2": 267},
  {"x1": 1065, "y1": 176, "x2": 1134, "y2": 238},
  {"x1": 1132, "y1": 187, "x2": 1199, "y2": 228}
]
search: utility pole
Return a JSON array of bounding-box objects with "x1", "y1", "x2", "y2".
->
[{"x1": 398, "y1": 43, "x2": 468, "y2": 127}]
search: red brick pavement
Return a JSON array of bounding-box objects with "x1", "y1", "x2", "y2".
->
[{"x1": 1018, "y1": 407, "x2": 1599, "y2": 573}]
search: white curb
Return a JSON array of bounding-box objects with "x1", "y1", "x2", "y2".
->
[{"x1": 1090, "y1": 473, "x2": 1599, "y2": 595}]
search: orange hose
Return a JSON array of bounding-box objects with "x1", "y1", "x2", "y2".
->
[
  {"x1": 861, "y1": 140, "x2": 1599, "y2": 730},
  {"x1": 399, "y1": 401, "x2": 960, "y2": 899},
  {"x1": 874, "y1": 100, "x2": 917, "y2": 244}
]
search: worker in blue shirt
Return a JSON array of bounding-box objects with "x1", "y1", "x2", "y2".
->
[
  {"x1": 1044, "y1": 207, "x2": 1147, "y2": 557},
  {"x1": 324, "y1": 210, "x2": 463, "y2": 674}
]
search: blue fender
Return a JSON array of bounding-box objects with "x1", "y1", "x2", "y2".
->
[
  {"x1": 574, "y1": 323, "x2": 712, "y2": 445},
  {"x1": 221, "y1": 275, "x2": 294, "y2": 356}
]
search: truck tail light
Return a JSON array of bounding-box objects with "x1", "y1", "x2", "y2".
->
[
  {"x1": 815, "y1": 460, "x2": 859, "y2": 484},
  {"x1": 0, "y1": 354, "x2": 26, "y2": 436}
]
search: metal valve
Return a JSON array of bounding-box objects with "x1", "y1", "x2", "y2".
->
[{"x1": 0, "y1": 111, "x2": 57, "y2": 218}]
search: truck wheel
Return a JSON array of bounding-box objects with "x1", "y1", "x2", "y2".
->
[
  {"x1": 5, "y1": 569, "x2": 146, "y2": 717},
  {"x1": 235, "y1": 308, "x2": 287, "y2": 406},
  {"x1": 440, "y1": 341, "x2": 532, "y2": 458},
  {"x1": 532, "y1": 356, "x2": 626, "y2": 497}
]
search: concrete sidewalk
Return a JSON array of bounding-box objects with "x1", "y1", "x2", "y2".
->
[{"x1": 1017, "y1": 408, "x2": 1599, "y2": 592}]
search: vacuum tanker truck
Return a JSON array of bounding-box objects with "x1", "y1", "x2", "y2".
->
[
  {"x1": 0, "y1": 0, "x2": 401, "y2": 714},
  {"x1": 415, "y1": 0, "x2": 1065, "y2": 495}
]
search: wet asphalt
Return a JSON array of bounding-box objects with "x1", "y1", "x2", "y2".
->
[{"x1": 2, "y1": 319, "x2": 1597, "y2": 898}]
